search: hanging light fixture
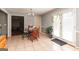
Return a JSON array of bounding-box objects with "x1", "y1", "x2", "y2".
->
[{"x1": 27, "y1": 8, "x2": 35, "y2": 16}]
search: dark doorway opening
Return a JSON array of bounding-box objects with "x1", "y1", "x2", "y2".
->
[{"x1": 11, "y1": 16, "x2": 24, "y2": 35}]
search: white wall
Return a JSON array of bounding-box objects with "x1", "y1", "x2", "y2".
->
[
  {"x1": 8, "y1": 14, "x2": 11, "y2": 37},
  {"x1": 35, "y1": 16, "x2": 41, "y2": 32},
  {"x1": 76, "y1": 9, "x2": 79, "y2": 32},
  {"x1": 24, "y1": 15, "x2": 35, "y2": 29},
  {"x1": 76, "y1": 8, "x2": 79, "y2": 47}
]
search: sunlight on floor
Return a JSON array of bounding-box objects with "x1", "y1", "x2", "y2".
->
[{"x1": 7, "y1": 34, "x2": 78, "y2": 51}]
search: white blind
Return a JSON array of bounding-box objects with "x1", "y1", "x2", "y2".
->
[
  {"x1": 53, "y1": 15, "x2": 61, "y2": 37},
  {"x1": 62, "y1": 12, "x2": 74, "y2": 42}
]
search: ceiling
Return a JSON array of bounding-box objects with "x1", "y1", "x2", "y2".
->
[{"x1": 4, "y1": 8, "x2": 54, "y2": 15}]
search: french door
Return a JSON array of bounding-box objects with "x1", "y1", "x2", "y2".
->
[
  {"x1": 53, "y1": 15, "x2": 61, "y2": 37},
  {"x1": 53, "y1": 11, "x2": 75, "y2": 43},
  {"x1": 62, "y1": 12, "x2": 75, "y2": 42}
]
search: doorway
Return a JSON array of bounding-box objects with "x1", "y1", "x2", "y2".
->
[
  {"x1": 62, "y1": 12, "x2": 74, "y2": 42},
  {"x1": 53, "y1": 15, "x2": 61, "y2": 37},
  {"x1": 53, "y1": 11, "x2": 75, "y2": 43},
  {"x1": 11, "y1": 16, "x2": 24, "y2": 35}
]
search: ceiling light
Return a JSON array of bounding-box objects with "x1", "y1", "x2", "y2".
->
[{"x1": 27, "y1": 8, "x2": 35, "y2": 16}]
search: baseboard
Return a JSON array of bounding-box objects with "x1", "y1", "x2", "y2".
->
[
  {"x1": 7, "y1": 35, "x2": 13, "y2": 39},
  {"x1": 40, "y1": 32, "x2": 46, "y2": 35},
  {"x1": 75, "y1": 46, "x2": 79, "y2": 49},
  {"x1": 40, "y1": 32, "x2": 48, "y2": 37}
]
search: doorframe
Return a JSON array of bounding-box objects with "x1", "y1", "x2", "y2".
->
[
  {"x1": 52, "y1": 14, "x2": 62, "y2": 37},
  {"x1": 61, "y1": 10, "x2": 76, "y2": 45},
  {"x1": 11, "y1": 15, "x2": 24, "y2": 35},
  {"x1": 52, "y1": 10, "x2": 76, "y2": 46}
]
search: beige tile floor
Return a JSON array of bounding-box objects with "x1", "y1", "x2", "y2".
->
[{"x1": 7, "y1": 34, "x2": 79, "y2": 51}]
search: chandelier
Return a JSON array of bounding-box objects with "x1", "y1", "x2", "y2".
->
[{"x1": 26, "y1": 8, "x2": 35, "y2": 16}]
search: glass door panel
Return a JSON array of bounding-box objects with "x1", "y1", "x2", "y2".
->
[
  {"x1": 62, "y1": 12, "x2": 74, "y2": 42},
  {"x1": 53, "y1": 15, "x2": 61, "y2": 37}
]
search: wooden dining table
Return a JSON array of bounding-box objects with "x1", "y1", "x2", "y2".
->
[{"x1": 22, "y1": 26, "x2": 39, "y2": 42}]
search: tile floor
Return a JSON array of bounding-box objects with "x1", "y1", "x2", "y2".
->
[{"x1": 7, "y1": 34, "x2": 79, "y2": 51}]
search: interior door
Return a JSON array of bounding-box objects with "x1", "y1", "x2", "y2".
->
[{"x1": 0, "y1": 10, "x2": 7, "y2": 35}]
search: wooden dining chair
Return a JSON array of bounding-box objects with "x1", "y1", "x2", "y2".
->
[
  {"x1": 34, "y1": 26, "x2": 40, "y2": 37},
  {"x1": 29, "y1": 27, "x2": 39, "y2": 42}
]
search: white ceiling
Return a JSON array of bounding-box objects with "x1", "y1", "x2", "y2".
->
[{"x1": 4, "y1": 8, "x2": 54, "y2": 15}]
